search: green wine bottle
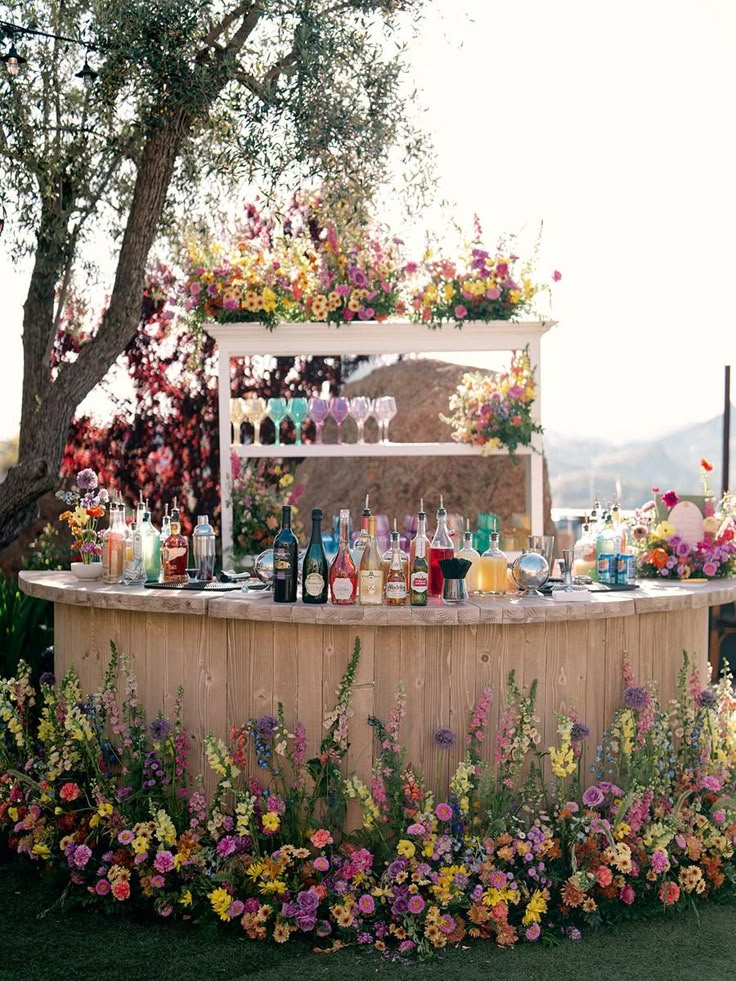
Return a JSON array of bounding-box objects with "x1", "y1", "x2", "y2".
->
[
  {"x1": 273, "y1": 505, "x2": 298, "y2": 603},
  {"x1": 302, "y1": 508, "x2": 328, "y2": 604}
]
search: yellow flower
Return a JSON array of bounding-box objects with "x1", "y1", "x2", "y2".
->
[
  {"x1": 208, "y1": 887, "x2": 233, "y2": 921},
  {"x1": 396, "y1": 839, "x2": 416, "y2": 859},
  {"x1": 261, "y1": 812, "x2": 280, "y2": 833},
  {"x1": 132, "y1": 835, "x2": 149, "y2": 854},
  {"x1": 72, "y1": 506, "x2": 89, "y2": 526},
  {"x1": 522, "y1": 889, "x2": 547, "y2": 925},
  {"x1": 98, "y1": 802, "x2": 113, "y2": 818},
  {"x1": 260, "y1": 880, "x2": 287, "y2": 895},
  {"x1": 654, "y1": 521, "x2": 675, "y2": 539},
  {"x1": 179, "y1": 889, "x2": 192, "y2": 907},
  {"x1": 32, "y1": 843, "x2": 51, "y2": 860}
]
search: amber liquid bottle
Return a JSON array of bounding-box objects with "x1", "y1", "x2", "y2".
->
[{"x1": 161, "y1": 506, "x2": 189, "y2": 583}]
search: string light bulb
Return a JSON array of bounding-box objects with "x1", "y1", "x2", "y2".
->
[{"x1": 74, "y1": 55, "x2": 97, "y2": 89}]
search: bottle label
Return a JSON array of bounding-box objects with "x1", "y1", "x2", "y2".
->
[
  {"x1": 411, "y1": 571, "x2": 428, "y2": 593},
  {"x1": 385, "y1": 579, "x2": 407, "y2": 599},
  {"x1": 274, "y1": 547, "x2": 294, "y2": 581},
  {"x1": 305, "y1": 572, "x2": 325, "y2": 597},
  {"x1": 359, "y1": 570, "x2": 383, "y2": 598},
  {"x1": 332, "y1": 577, "x2": 354, "y2": 601}
]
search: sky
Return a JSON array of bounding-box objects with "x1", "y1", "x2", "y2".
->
[{"x1": 1, "y1": 0, "x2": 735, "y2": 443}]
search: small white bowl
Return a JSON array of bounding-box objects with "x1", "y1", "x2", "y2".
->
[{"x1": 70, "y1": 562, "x2": 103, "y2": 581}]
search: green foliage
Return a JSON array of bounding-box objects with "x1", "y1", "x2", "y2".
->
[{"x1": 0, "y1": 575, "x2": 53, "y2": 680}]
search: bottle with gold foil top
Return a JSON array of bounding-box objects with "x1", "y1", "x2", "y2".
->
[
  {"x1": 410, "y1": 523, "x2": 429, "y2": 606},
  {"x1": 329, "y1": 509, "x2": 358, "y2": 605},
  {"x1": 456, "y1": 518, "x2": 481, "y2": 593},
  {"x1": 382, "y1": 518, "x2": 409, "y2": 591},
  {"x1": 385, "y1": 528, "x2": 408, "y2": 606},
  {"x1": 359, "y1": 515, "x2": 384, "y2": 605},
  {"x1": 162, "y1": 505, "x2": 189, "y2": 583}
]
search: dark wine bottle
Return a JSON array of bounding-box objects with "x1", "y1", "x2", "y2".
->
[
  {"x1": 273, "y1": 505, "x2": 298, "y2": 603},
  {"x1": 302, "y1": 508, "x2": 329, "y2": 604}
]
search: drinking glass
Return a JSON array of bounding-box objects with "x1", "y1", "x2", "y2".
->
[
  {"x1": 308, "y1": 397, "x2": 329, "y2": 444},
  {"x1": 329, "y1": 396, "x2": 350, "y2": 444},
  {"x1": 267, "y1": 397, "x2": 288, "y2": 446},
  {"x1": 243, "y1": 396, "x2": 267, "y2": 446},
  {"x1": 373, "y1": 396, "x2": 397, "y2": 443},
  {"x1": 287, "y1": 397, "x2": 309, "y2": 445},
  {"x1": 230, "y1": 397, "x2": 247, "y2": 445},
  {"x1": 349, "y1": 396, "x2": 372, "y2": 444}
]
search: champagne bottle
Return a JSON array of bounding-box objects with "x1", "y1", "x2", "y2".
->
[
  {"x1": 410, "y1": 525, "x2": 429, "y2": 605},
  {"x1": 302, "y1": 508, "x2": 328, "y2": 604},
  {"x1": 359, "y1": 515, "x2": 384, "y2": 605},
  {"x1": 329, "y1": 508, "x2": 358, "y2": 605},
  {"x1": 273, "y1": 504, "x2": 298, "y2": 603}
]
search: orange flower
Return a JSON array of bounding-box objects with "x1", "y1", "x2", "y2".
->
[
  {"x1": 87, "y1": 505, "x2": 105, "y2": 518},
  {"x1": 650, "y1": 548, "x2": 669, "y2": 569},
  {"x1": 700, "y1": 458, "x2": 713, "y2": 472}
]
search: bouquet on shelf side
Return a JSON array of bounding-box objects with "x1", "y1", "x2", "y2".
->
[
  {"x1": 55, "y1": 468, "x2": 108, "y2": 564},
  {"x1": 630, "y1": 459, "x2": 736, "y2": 580},
  {"x1": 229, "y1": 455, "x2": 304, "y2": 562},
  {"x1": 440, "y1": 347, "x2": 543, "y2": 463}
]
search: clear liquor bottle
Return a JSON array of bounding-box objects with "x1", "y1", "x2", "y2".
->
[
  {"x1": 456, "y1": 519, "x2": 481, "y2": 593},
  {"x1": 429, "y1": 495, "x2": 454, "y2": 597}
]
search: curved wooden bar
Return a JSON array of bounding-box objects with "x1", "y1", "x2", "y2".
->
[{"x1": 19, "y1": 572, "x2": 735, "y2": 795}]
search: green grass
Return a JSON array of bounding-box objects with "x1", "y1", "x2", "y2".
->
[{"x1": 1, "y1": 864, "x2": 735, "y2": 981}]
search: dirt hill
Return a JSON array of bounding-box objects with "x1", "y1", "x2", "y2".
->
[{"x1": 293, "y1": 357, "x2": 554, "y2": 543}]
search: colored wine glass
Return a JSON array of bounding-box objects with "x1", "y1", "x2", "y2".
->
[
  {"x1": 308, "y1": 397, "x2": 329, "y2": 443},
  {"x1": 329, "y1": 396, "x2": 350, "y2": 444},
  {"x1": 267, "y1": 397, "x2": 288, "y2": 446},
  {"x1": 374, "y1": 396, "x2": 397, "y2": 443},
  {"x1": 243, "y1": 396, "x2": 267, "y2": 446},
  {"x1": 349, "y1": 396, "x2": 372, "y2": 444},
  {"x1": 287, "y1": 397, "x2": 309, "y2": 445},
  {"x1": 230, "y1": 397, "x2": 246, "y2": 445}
]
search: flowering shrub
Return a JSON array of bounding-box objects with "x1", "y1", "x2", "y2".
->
[
  {"x1": 630, "y1": 461, "x2": 736, "y2": 580},
  {"x1": 440, "y1": 347, "x2": 543, "y2": 462},
  {"x1": 55, "y1": 469, "x2": 108, "y2": 564},
  {"x1": 229, "y1": 456, "x2": 304, "y2": 562},
  {"x1": 410, "y1": 218, "x2": 559, "y2": 325},
  {"x1": 2, "y1": 640, "x2": 735, "y2": 957}
]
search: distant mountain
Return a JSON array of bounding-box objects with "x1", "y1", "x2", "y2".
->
[{"x1": 546, "y1": 407, "x2": 735, "y2": 509}]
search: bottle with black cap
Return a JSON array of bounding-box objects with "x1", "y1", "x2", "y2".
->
[
  {"x1": 302, "y1": 508, "x2": 328, "y2": 604},
  {"x1": 273, "y1": 504, "x2": 299, "y2": 603}
]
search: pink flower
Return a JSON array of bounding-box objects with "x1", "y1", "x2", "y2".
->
[
  {"x1": 651, "y1": 850, "x2": 669, "y2": 874},
  {"x1": 95, "y1": 879, "x2": 111, "y2": 896},
  {"x1": 310, "y1": 829, "x2": 333, "y2": 849},
  {"x1": 712, "y1": 809, "x2": 726, "y2": 825},
  {"x1": 435, "y1": 802, "x2": 453, "y2": 822},
  {"x1": 407, "y1": 823, "x2": 425, "y2": 836},
  {"x1": 552, "y1": 270, "x2": 562, "y2": 282},
  {"x1": 150, "y1": 875, "x2": 165, "y2": 889},
  {"x1": 59, "y1": 782, "x2": 80, "y2": 802},
  {"x1": 407, "y1": 895, "x2": 425, "y2": 915},
  {"x1": 661, "y1": 490, "x2": 679, "y2": 509},
  {"x1": 313, "y1": 856, "x2": 330, "y2": 872},
  {"x1": 659, "y1": 881, "x2": 680, "y2": 905},
  {"x1": 454, "y1": 304, "x2": 468, "y2": 319},
  {"x1": 154, "y1": 850, "x2": 174, "y2": 873},
  {"x1": 112, "y1": 880, "x2": 130, "y2": 901},
  {"x1": 620, "y1": 884, "x2": 636, "y2": 905},
  {"x1": 73, "y1": 845, "x2": 92, "y2": 868},
  {"x1": 358, "y1": 894, "x2": 375, "y2": 915},
  {"x1": 525, "y1": 923, "x2": 541, "y2": 941},
  {"x1": 703, "y1": 561, "x2": 717, "y2": 576}
]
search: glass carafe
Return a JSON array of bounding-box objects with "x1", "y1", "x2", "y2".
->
[{"x1": 479, "y1": 532, "x2": 508, "y2": 595}]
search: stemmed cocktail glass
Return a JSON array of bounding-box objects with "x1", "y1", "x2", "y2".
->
[
  {"x1": 243, "y1": 396, "x2": 267, "y2": 446},
  {"x1": 267, "y1": 397, "x2": 288, "y2": 446},
  {"x1": 230, "y1": 397, "x2": 246, "y2": 445},
  {"x1": 308, "y1": 397, "x2": 329, "y2": 443},
  {"x1": 287, "y1": 397, "x2": 309, "y2": 445},
  {"x1": 329, "y1": 396, "x2": 350, "y2": 444},
  {"x1": 373, "y1": 396, "x2": 397, "y2": 443},
  {"x1": 349, "y1": 396, "x2": 372, "y2": 444}
]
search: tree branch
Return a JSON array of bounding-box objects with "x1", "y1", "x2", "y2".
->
[{"x1": 201, "y1": 0, "x2": 257, "y2": 48}]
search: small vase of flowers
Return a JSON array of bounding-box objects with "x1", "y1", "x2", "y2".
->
[{"x1": 56, "y1": 468, "x2": 108, "y2": 578}]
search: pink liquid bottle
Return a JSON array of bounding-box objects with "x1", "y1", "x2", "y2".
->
[{"x1": 429, "y1": 495, "x2": 454, "y2": 597}]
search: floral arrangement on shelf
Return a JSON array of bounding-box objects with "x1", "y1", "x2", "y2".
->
[
  {"x1": 55, "y1": 468, "x2": 108, "y2": 564},
  {"x1": 229, "y1": 455, "x2": 304, "y2": 562},
  {"x1": 2, "y1": 637, "x2": 736, "y2": 958},
  {"x1": 178, "y1": 200, "x2": 558, "y2": 331},
  {"x1": 630, "y1": 459, "x2": 736, "y2": 580},
  {"x1": 410, "y1": 217, "x2": 560, "y2": 326},
  {"x1": 440, "y1": 347, "x2": 543, "y2": 462}
]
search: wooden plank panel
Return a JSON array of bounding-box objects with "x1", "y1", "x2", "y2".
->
[
  {"x1": 296, "y1": 624, "x2": 325, "y2": 763},
  {"x1": 447, "y1": 623, "x2": 478, "y2": 779},
  {"x1": 423, "y1": 626, "x2": 452, "y2": 797},
  {"x1": 397, "y1": 627, "x2": 424, "y2": 776},
  {"x1": 345, "y1": 627, "x2": 376, "y2": 831},
  {"x1": 272, "y1": 623, "x2": 299, "y2": 740}
]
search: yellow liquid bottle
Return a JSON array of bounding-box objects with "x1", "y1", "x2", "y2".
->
[{"x1": 479, "y1": 532, "x2": 508, "y2": 595}]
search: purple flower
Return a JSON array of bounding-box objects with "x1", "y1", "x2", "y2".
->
[
  {"x1": 316, "y1": 920, "x2": 332, "y2": 937},
  {"x1": 567, "y1": 926, "x2": 582, "y2": 942},
  {"x1": 73, "y1": 845, "x2": 92, "y2": 868},
  {"x1": 256, "y1": 715, "x2": 278, "y2": 738},
  {"x1": 149, "y1": 718, "x2": 171, "y2": 742},
  {"x1": 433, "y1": 727, "x2": 456, "y2": 749},
  {"x1": 697, "y1": 689, "x2": 717, "y2": 709},
  {"x1": 623, "y1": 686, "x2": 649, "y2": 711},
  {"x1": 297, "y1": 889, "x2": 319, "y2": 911},
  {"x1": 228, "y1": 900, "x2": 245, "y2": 918},
  {"x1": 676, "y1": 541, "x2": 691, "y2": 557},
  {"x1": 76, "y1": 468, "x2": 98, "y2": 491},
  {"x1": 153, "y1": 850, "x2": 174, "y2": 873},
  {"x1": 651, "y1": 850, "x2": 669, "y2": 873},
  {"x1": 39, "y1": 672, "x2": 56, "y2": 687},
  {"x1": 216, "y1": 836, "x2": 237, "y2": 858},
  {"x1": 582, "y1": 786, "x2": 605, "y2": 808},
  {"x1": 570, "y1": 722, "x2": 590, "y2": 742}
]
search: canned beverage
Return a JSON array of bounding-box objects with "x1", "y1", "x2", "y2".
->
[
  {"x1": 597, "y1": 553, "x2": 616, "y2": 584},
  {"x1": 616, "y1": 553, "x2": 636, "y2": 585}
]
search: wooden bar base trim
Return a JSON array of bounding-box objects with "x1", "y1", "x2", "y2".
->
[{"x1": 50, "y1": 603, "x2": 710, "y2": 789}]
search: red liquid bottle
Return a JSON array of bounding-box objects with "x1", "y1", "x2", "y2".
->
[
  {"x1": 329, "y1": 509, "x2": 358, "y2": 605},
  {"x1": 429, "y1": 495, "x2": 454, "y2": 597}
]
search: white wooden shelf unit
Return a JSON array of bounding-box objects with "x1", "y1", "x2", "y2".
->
[{"x1": 205, "y1": 320, "x2": 554, "y2": 561}]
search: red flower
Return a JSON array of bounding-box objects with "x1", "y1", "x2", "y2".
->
[
  {"x1": 661, "y1": 490, "x2": 679, "y2": 509},
  {"x1": 700, "y1": 458, "x2": 713, "y2": 472}
]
